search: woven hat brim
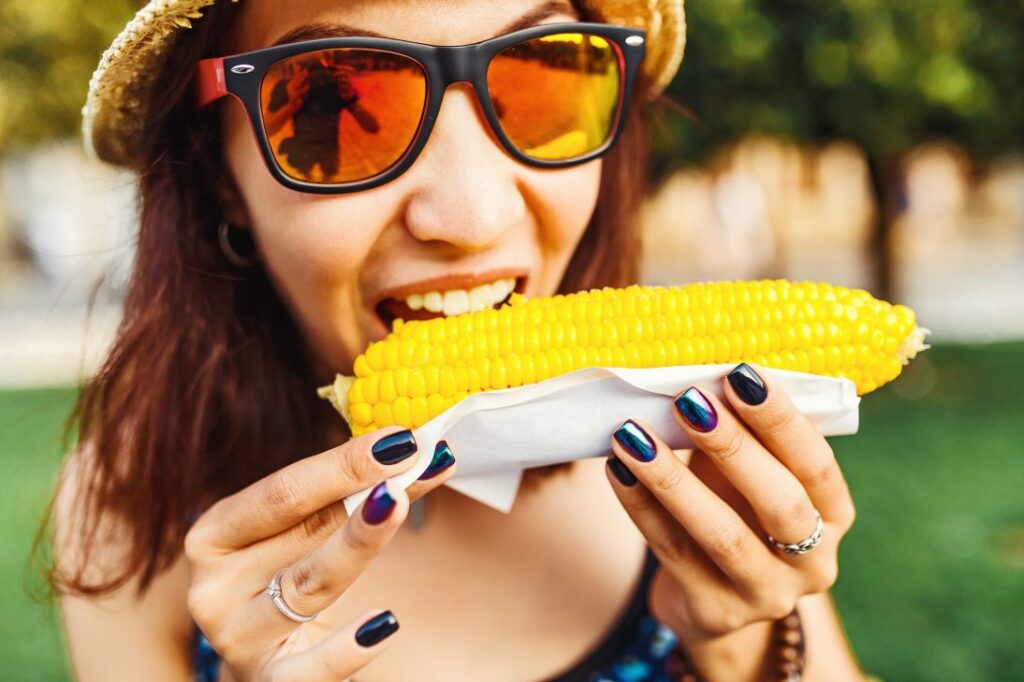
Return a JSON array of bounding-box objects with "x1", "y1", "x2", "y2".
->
[{"x1": 82, "y1": 0, "x2": 685, "y2": 167}]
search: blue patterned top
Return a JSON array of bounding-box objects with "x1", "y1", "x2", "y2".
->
[{"x1": 191, "y1": 549, "x2": 688, "y2": 681}]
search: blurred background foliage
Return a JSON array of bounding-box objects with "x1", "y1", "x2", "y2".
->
[
  {"x1": 0, "y1": 0, "x2": 138, "y2": 152},
  {"x1": 658, "y1": 0, "x2": 1024, "y2": 164},
  {"x1": 652, "y1": 0, "x2": 1024, "y2": 295},
  {"x1": 0, "y1": 0, "x2": 141, "y2": 151}
]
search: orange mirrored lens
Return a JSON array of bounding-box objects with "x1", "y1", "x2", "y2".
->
[
  {"x1": 260, "y1": 49, "x2": 427, "y2": 184},
  {"x1": 487, "y1": 33, "x2": 621, "y2": 161}
]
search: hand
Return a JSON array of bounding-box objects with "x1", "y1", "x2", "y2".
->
[
  {"x1": 285, "y1": 70, "x2": 310, "y2": 109},
  {"x1": 331, "y1": 65, "x2": 359, "y2": 99},
  {"x1": 184, "y1": 427, "x2": 456, "y2": 682},
  {"x1": 605, "y1": 364, "x2": 856, "y2": 652}
]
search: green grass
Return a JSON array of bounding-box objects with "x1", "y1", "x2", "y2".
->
[
  {"x1": 1, "y1": 387, "x2": 76, "y2": 682},
  {"x1": 831, "y1": 342, "x2": 1024, "y2": 680},
  {"x1": 1, "y1": 344, "x2": 1022, "y2": 680}
]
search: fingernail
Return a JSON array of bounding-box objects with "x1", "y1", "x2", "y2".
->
[
  {"x1": 361, "y1": 481, "x2": 396, "y2": 525},
  {"x1": 674, "y1": 387, "x2": 718, "y2": 432},
  {"x1": 607, "y1": 456, "x2": 638, "y2": 486},
  {"x1": 355, "y1": 610, "x2": 399, "y2": 647},
  {"x1": 727, "y1": 363, "x2": 768, "y2": 406},
  {"x1": 372, "y1": 429, "x2": 417, "y2": 465},
  {"x1": 613, "y1": 419, "x2": 657, "y2": 462},
  {"x1": 418, "y1": 440, "x2": 455, "y2": 480}
]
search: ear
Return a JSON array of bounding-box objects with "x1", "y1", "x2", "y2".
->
[{"x1": 216, "y1": 167, "x2": 252, "y2": 230}]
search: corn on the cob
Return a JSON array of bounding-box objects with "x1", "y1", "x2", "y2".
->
[{"x1": 319, "y1": 280, "x2": 928, "y2": 436}]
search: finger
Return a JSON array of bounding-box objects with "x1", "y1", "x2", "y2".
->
[
  {"x1": 229, "y1": 480, "x2": 409, "y2": 641},
  {"x1": 260, "y1": 609, "x2": 399, "y2": 682},
  {"x1": 607, "y1": 458, "x2": 814, "y2": 634},
  {"x1": 605, "y1": 455, "x2": 735, "y2": 595},
  {"x1": 609, "y1": 419, "x2": 787, "y2": 593},
  {"x1": 723, "y1": 363, "x2": 855, "y2": 527},
  {"x1": 285, "y1": 481, "x2": 408, "y2": 614},
  {"x1": 193, "y1": 426, "x2": 421, "y2": 551},
  {"x1": 403, "y1": 439, "x2": 457, "y2": 503},
  {"x1": 670, "y1": 385, "x2": 822, "y2": 548},
  {"x1": 265, "y1": 440, "x2": 456, "y2": 560}
]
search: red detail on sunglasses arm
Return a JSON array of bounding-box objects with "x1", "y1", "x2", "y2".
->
[{"x1": 195, "y1": 58, "x2": 227, "y2": 108}]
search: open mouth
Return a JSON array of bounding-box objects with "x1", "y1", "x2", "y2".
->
[{"x1": 374, "y1": 275, "x2": 527, "y2": 330}]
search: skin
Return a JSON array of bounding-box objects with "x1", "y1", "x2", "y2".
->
[
  {"x1": 217, "y1": 0, "x2": 603, "y2": 377},
  {"x1": 59, "y1": 0, "x2": 869, "y2": 680}
]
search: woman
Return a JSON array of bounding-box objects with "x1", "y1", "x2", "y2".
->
[{"x1": 40, "y1": 0, "x2": 868, "y2": 679}]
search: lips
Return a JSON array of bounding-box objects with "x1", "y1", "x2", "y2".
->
[{"x1": 372, "y1": 270, "x2": 528, "y2": 331}]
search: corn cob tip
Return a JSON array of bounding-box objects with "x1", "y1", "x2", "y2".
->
[
  {"x1": 898, "y1": 326, "x2": 931, "y2": 365},
  {"x1": 317, "y1": 374, "x2": 355, "y2": 431}
]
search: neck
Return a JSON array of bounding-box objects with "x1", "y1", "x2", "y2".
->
[{"x1": 400, "y1": 457, "x2": 642, "y2": 560}]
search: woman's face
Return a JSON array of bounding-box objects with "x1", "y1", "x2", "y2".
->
[{"x1": 218, "y1": 0, "x2": 603, "y2": 377}]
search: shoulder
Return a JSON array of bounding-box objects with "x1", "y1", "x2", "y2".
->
[
  {"x1": 55, "y1": 443, "x2": 197, "y2": 678},
  {"x1": 53, "y1": 440, "x2": 213, "y2": 583},
  {"x1": 52, "y1": 441, "x2": 134, "y2": 583}
]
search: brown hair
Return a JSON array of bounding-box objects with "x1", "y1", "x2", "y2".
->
[{"x1": 32, "y1": 0, "x2": 656, "y2": 600}]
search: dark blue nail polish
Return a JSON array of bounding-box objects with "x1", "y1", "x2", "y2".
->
[
  {"x1": 607, "y1": 456, "x2": 638, "y2": 486},
  {"x1": 361, "y1": 482, "x2": 396, "y2": 525},
  {"x1": 674, "y1": 387, "x2": 718, "y2": 432},
  {"x1": 728, "y1": 363, "x2": 768, "y2": 406},
  {"x1": 613, "y1": 419, "x2": 657, "y2": 462},
  {"x1": 355, "y1": 610, "x2": 399, "y2": 647},
  {"x1": 418, "y1": 440, "x2": 455, "y2": 480},
  {"x1": 372, "y1": 429, "x2": 417, "y2": 465}
]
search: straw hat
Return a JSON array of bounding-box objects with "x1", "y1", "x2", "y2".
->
[{"x1": 82, "y1": 0, "x2": 686, "y2": 167}]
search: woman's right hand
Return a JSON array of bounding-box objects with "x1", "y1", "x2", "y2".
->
[{"x1": 183, "y1": 426, "x2": 455, "y2": 682}]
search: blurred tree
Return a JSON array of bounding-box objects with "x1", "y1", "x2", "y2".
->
[
  {"x1": 653, "y1": 0, "x2": 1024, "y2": 297},
  {"x1": 0, "y1": 0, "x2": 138, "y2": 153}
]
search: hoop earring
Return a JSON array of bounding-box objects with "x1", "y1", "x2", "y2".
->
[{"x1": 218, "y1": 221, "x2": 260, "y2": 268}]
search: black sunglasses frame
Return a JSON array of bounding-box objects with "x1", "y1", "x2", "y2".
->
[{"x1": 195, "y1": 21, "x2": 647, "y2": 194}]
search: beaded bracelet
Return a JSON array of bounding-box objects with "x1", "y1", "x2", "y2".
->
[{"x1": 666, "y1": 606, "x2": 806, "y2": 682}]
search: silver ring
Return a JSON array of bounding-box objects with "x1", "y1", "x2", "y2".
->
[
  {"x1": 267, "y1": 569, "x2": 319, "y2": 623},
  {"x1": 767, "y1": 511, "x2": 824, "y2": 556}
]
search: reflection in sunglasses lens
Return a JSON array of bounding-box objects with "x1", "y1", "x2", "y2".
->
[
  {"x1": 260, "y1": 48, "x2": 427, "y2": 184},
  {"x1": 487, "y1": 33, "x2": 621, "y2": 160}
]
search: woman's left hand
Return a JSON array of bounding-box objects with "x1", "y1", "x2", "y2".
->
[{"x1": 605, "y1": 363, "x2": 856, "y2": 662}]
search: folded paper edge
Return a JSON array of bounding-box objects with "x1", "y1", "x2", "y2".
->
[{"x1": 340, "y1": 365, "x2": 861, "y2": 515}]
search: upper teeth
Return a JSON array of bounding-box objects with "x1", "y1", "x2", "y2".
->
[{"x1": 405, "y1": 277, "x2": 517, "y2": 316}]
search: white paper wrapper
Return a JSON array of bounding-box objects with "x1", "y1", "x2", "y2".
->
[{"x1": 342, "y1": 364, "x2": 860, "y2": 515}]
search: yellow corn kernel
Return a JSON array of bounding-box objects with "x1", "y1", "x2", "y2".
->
[
  {"x1": 392, "y1": 396, "x2": 411, "y2": 428},
  {"x1": 379, "y1": 370, "x2": 396, "y2": 403},
  {"x1": 410, "y1": 396, "x2": 429, "y2": 427},
  {"x1": 372, "y1": 401, "x2": 392, "y2": 427},
  {"x1": 320, "y1": 280, "x2": 929, "y2": 435},
  {"x1": 351, "y1": 402, "x2": 373, "y2": 427}
]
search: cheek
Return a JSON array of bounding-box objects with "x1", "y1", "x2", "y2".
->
[
  {"x1": 219, "y1": 100, "x2": 389, "y2": 367},
  {"x1": 533, "y1": 160, "x2": 603, "y2": 251},
  {"x1": 221, "y1": 99, "x2": 380, "y2": 283}
]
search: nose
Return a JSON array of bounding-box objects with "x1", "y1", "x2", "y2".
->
[{"x1": 400, "y1": 83, "x2": 526, "y2": 253}]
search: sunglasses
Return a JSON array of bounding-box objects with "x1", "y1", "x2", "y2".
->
[{"x1": 194, "y1": 22, "x2": 646, "y2": 194}]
